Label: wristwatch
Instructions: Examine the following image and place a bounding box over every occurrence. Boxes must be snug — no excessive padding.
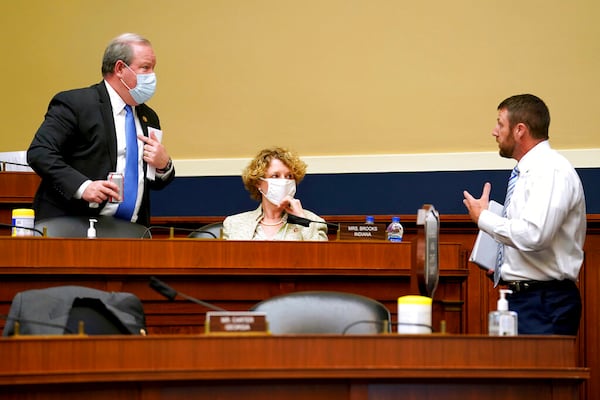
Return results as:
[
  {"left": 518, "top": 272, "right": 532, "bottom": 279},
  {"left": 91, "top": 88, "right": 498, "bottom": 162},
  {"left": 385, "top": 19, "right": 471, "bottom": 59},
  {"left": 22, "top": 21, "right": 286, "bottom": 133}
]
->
[{"left": 156, "top": 158, "right": 172, "bottom": 173}]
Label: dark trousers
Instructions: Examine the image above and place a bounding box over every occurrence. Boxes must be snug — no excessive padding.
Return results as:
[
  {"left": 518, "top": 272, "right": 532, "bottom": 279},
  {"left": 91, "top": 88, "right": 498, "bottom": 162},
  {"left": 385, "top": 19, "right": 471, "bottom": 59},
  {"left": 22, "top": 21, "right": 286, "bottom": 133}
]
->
[{"left": 507, "top": 280, "right": 581, "bottom": 335}]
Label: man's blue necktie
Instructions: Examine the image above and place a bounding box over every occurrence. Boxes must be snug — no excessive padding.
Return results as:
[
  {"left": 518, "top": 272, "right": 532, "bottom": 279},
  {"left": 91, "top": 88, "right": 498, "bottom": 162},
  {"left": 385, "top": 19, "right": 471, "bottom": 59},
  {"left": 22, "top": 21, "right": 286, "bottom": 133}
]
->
[
  {"left": 494, "top": 166, "right": 519, "bottom": 286},
  {"left": 115, "top": 105, "right": 138, "bottom": 221}
]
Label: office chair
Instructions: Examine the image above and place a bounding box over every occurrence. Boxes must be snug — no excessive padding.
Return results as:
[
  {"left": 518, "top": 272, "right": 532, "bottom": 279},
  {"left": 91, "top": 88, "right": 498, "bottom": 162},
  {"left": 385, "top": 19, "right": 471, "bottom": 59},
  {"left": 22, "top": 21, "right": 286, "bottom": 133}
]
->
[
  {"left": 35, "top": 215, "right": 149, "bottom": 238},
  {"left": 250, "top": 291, "right": 391, "bottom": 334},
  {"left": 188, "top": 222, "right": 223, "bottom": 239},
  {"left": 2, "top": 285, "right": 146, "bottom": 336}
]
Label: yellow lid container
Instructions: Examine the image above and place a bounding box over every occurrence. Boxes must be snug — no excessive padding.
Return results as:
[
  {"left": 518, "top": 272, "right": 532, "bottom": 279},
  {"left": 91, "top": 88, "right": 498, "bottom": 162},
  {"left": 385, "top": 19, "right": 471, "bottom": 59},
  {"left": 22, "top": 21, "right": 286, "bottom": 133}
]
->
[
  {"left": 11, "top": 208, "right": 35, "bottom": 237},
  {"left": 397, "top": 295, "right": 432, "bottom": 334},
  {"left": 398, "top": 295, "right": 433, "bottom": 306}
]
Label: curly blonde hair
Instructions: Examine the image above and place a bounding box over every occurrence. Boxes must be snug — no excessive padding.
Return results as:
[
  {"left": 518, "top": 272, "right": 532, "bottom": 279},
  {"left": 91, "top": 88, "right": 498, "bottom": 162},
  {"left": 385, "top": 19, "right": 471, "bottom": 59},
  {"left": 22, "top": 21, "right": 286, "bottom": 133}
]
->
[{"left": 242, "top": 147, "right": 307, "bottom": 201}]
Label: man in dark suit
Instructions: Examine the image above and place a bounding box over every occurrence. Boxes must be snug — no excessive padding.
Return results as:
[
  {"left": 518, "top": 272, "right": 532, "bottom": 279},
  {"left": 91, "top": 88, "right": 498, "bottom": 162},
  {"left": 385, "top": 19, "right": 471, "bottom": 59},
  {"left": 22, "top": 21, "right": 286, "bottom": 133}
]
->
[{"left": 27, "top": 33, "right": 174, "bottom": 226}]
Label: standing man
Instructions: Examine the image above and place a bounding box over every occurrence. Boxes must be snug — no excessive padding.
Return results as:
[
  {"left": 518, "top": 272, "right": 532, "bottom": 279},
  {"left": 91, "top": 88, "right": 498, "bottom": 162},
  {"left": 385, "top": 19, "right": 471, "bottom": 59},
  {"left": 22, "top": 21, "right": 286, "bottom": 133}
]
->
[
  {"left": 28, "top": 33, "right": 174, "bottom": 226},
  {"left": 463, "top": 94, "right": 586, "bottom": 335}
]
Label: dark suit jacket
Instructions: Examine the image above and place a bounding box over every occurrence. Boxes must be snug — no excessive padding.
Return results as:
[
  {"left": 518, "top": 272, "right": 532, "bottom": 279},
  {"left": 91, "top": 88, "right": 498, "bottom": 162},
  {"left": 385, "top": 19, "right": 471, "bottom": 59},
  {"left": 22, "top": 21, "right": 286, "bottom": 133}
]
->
[
  {"left": 2, "top": 286, "right": 146, "bottom": 336},
  {"left": 27, "top": 81, "right": 174, "bottom": 226}
]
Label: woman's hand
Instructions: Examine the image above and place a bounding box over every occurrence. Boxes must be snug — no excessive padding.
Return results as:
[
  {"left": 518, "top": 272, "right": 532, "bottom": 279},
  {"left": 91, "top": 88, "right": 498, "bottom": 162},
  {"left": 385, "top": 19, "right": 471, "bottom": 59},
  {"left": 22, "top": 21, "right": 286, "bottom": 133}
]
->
[{"left": 281, "top": 196, "right": 305, "bottom": 218}]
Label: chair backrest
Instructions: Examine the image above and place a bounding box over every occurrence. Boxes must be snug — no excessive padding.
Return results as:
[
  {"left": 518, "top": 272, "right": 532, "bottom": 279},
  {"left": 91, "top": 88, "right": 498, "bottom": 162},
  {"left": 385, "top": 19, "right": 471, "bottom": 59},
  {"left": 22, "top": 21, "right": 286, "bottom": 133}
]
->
[
  {"left": 35, "top": 215, "right": 149, "bottom": 238},
  {"left": 188, "top": 222, "right": 223, "bottom": 239},
  {"left": 250, "top": 291, "right": 391, "bottom": 334},
  {"left": 2, "top": 285, "right": 146, "bottom": 336}
]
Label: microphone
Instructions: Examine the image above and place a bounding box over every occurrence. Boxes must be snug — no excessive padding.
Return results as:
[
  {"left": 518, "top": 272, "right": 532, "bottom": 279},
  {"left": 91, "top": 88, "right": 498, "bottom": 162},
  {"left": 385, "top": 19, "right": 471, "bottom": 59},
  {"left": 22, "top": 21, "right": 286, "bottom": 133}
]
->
[
  {"left": 1, "top": 314, "right": 74, "bottom": 335},
  {"left": 0, "top": 160, "right": 29, "bottom": 167},
  {"left": 287, "top": 214, "right": 339, "bottom": 230},
  {"left": 0, "top": 223, "right": 45, "bottom": 237},
  {"left": 0, "top": 160, "right": 30, "bottom": 168},
  {"left": 149, "top": 276, "right": 227, "bottom": 312}
]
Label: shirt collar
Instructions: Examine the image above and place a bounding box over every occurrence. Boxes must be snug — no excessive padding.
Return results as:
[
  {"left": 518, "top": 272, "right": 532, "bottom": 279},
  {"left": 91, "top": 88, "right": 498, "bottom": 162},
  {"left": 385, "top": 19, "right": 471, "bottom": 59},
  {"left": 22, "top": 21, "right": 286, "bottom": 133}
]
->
[
  {"left": 104, "top": 80, "right": 129, "bottom": 115},
  {"left": 516, "top": 140, "right": 549, "bottom": 173}
]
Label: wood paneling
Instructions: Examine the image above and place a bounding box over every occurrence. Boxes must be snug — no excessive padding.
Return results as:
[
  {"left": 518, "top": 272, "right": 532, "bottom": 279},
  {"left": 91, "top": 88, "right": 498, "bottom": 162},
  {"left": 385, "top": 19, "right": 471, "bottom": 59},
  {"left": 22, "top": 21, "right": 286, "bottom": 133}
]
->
[
  {"left": 0, "top": 172, "right": 39, "bottom": 227},
  {"left": 1, "top": 173, "right": 597, "bottom": 400},
  {"left": 0, "top": 335, "right": 588, "bottom": 400},
  {"left": 0, "top": 238, "right": 466, "bottom": 335}
]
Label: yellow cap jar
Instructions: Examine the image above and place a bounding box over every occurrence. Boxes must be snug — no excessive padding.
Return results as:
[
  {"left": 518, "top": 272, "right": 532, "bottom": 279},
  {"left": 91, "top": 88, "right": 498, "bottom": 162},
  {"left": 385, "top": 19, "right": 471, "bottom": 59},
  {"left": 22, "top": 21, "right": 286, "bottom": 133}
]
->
[
  {"left": 397, "top": 295, "right": 432, "bottom": 334},
  {"left": 11, "top": 208, "right": 35, "bottom": 237}
]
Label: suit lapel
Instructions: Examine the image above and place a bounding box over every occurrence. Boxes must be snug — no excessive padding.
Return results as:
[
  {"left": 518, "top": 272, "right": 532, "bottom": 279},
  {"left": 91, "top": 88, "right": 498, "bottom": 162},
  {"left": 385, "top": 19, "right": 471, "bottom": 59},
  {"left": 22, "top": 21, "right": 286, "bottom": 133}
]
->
[{"left": 95, "top": 82, "right": 118, "bottom": 168}]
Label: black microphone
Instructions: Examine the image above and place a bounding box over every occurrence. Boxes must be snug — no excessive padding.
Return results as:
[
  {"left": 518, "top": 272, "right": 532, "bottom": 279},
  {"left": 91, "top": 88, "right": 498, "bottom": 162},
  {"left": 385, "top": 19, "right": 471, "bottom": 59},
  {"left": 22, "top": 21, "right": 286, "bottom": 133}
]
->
[
  {"left": 1, "top": 314, "right": 74, "bottom": 335},
  {"left": 149, "top": 276, "right": 227, "bottom": 312},
  {"left": 0, "top": 160, "right": 29, "bottom": 167},
  {"left": 287, "top": 214, "right": 339, "bottom": 230},
  {"left": 0, "top": 160, "right": 30, "bottom": 168},
  {"left": 0, "top": 160, "right": 32, "bottom": 172},
  {"left": 0, "top": 223, "right": 45, "bottom": 237}
]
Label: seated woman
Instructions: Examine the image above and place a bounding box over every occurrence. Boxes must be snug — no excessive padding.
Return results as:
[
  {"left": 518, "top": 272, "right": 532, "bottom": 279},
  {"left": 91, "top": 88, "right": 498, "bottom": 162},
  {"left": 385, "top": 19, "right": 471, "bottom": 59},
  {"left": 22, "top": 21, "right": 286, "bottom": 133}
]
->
[{"left": 223, "top": 147, "right": 328, "bottom": 241}]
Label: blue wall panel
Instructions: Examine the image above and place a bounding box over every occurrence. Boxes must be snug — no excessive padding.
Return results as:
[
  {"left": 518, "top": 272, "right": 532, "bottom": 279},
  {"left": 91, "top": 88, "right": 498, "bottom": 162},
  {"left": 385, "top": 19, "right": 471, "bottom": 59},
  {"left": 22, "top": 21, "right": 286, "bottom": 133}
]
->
[{"left": 151, "top": 168, "right": 599, "bottom": 217}]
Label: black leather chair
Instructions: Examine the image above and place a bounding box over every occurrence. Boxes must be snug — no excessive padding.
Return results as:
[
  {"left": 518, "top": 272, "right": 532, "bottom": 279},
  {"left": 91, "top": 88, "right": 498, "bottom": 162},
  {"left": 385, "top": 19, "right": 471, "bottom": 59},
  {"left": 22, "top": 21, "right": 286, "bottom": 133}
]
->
[
  {"left": 188, "top": 222, "right": 223, "bottom": 239},
  {"left": 250, "top": 291, "right": 391, "bottom": 334},
  {"left": 2, "top": 285, "right": 146, "bottom": 336},
  {"left": 35, "top": 215, "right": 149, "bottom": 238}
]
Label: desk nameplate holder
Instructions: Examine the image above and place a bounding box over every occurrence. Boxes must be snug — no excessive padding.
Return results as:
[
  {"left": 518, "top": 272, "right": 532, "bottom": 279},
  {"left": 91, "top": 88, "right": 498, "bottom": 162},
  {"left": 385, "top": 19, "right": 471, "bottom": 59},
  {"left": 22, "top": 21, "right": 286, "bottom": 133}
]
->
[
  {"left": 205, "top": 311, "right": 268, "bottom": 335},
  {"left": 338, "top": 223, "right": 386, "bottom": 241}
]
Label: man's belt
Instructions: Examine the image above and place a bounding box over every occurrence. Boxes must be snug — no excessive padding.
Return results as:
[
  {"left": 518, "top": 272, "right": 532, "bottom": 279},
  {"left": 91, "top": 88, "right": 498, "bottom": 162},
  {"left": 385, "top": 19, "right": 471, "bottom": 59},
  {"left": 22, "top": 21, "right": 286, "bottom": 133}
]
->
[{"left": 504, "top": 279, "right": 575, "bottom": 293}]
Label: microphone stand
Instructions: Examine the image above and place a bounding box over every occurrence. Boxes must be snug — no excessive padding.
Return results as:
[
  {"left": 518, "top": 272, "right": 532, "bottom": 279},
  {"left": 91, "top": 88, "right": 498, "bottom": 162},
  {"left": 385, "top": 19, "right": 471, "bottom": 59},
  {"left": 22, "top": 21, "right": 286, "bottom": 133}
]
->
[
  {"left": 149, "top": 277, "right": 227, "bottom": 312},
  {"left": 286, "top": 214, "right": 339, "bottom": 230}
]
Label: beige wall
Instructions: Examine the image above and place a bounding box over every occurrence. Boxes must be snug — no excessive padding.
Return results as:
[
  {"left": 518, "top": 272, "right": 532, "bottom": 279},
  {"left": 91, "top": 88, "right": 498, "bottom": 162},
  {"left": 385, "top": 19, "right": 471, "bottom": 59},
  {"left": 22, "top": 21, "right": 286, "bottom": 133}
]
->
[{"left": 2, "top": 1, "right": 599, "bottom": 160}]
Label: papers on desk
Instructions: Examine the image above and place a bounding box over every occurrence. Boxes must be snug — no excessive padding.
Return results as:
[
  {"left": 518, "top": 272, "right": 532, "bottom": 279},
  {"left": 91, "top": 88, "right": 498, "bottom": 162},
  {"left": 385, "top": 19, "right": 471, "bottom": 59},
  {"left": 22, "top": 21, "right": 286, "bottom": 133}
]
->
[
  {"left": 0, "top": 151, "right": 33, "bottom": 171},
  {"left": 469, "top": 200, "right": 503, "bottom": 271}
]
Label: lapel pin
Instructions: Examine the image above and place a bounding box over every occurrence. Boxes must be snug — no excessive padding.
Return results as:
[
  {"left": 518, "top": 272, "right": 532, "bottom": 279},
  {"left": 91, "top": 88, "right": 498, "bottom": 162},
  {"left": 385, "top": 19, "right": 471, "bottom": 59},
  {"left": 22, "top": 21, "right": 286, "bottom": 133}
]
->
[{"left": 142, "top": 115, "right": 148, "bottom": 123}]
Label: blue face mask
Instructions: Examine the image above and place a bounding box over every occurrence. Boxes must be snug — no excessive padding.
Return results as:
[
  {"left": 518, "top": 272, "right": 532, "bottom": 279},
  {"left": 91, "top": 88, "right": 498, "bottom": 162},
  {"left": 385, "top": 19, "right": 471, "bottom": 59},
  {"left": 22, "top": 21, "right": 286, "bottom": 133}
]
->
[{"left": 121, "top": 63, "right": 157, "bottom": 104}]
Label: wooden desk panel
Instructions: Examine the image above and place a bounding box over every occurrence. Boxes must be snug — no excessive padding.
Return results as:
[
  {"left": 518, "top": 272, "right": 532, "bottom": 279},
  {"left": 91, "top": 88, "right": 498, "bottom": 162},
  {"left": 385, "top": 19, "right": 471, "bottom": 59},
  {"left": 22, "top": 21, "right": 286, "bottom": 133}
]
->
[
  {"left": 0, "top": 172, "right": 39, "bottom": 227},
  {"left": 0, "top": 237, "right": 415, "bottom": 271},
  {"left": 0, "top": 238, "right": 466, "bottom": 334},
  {"left": 0, "top": 335, "right": 588, "bottom": 400}
]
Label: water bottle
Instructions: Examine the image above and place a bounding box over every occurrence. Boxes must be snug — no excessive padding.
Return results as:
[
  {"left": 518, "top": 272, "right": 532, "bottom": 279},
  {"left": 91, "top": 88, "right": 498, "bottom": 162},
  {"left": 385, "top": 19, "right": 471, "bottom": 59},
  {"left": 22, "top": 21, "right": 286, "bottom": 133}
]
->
[
  {"left": 386, "top": 216, "right": 403, "bottom": 242},
  {"left": 365, "top": 215, "right": 375, "bottom": 224}
]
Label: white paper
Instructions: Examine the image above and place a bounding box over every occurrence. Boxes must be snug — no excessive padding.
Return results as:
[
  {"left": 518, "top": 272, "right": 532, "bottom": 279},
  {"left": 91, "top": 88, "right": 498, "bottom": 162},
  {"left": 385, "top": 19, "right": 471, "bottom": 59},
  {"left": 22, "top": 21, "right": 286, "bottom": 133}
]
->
[
  {"left": 469, "top": 200, "right": 504, "bottom": 270},
  {"left": 0, "top": 151, "right": 33, "bottom": 171},
  {"left": 146, "top": 127, "right": 163, "bottom": 181}
]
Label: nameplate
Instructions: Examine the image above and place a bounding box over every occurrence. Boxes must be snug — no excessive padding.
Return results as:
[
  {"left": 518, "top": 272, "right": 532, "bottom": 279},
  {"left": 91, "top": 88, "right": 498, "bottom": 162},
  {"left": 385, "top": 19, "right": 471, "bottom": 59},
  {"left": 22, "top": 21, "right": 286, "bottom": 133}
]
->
[
  {"left": 205, "top": 311, "right": 268, "bottom": 334},
  {"left": 338, "top": 223, "right": 387, "bottom": 241}
]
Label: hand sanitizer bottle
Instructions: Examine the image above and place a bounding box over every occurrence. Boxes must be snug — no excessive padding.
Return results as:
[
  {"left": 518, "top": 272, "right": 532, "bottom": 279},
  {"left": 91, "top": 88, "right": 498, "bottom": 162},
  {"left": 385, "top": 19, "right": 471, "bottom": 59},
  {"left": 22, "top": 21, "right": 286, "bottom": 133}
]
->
[
  {"left": 87, "top": 218, "right": 98, "bottom": 239},
  {"left": 488, "top": 289, "right": 518, "bottom": 336}
]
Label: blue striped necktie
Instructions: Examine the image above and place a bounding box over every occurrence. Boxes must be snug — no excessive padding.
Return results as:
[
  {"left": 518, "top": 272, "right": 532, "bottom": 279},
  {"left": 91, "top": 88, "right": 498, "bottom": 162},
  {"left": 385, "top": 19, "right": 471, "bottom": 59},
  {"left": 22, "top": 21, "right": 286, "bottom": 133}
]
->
[
  {"left": 494, "top": 166, "right": 519, "bottom": 286},
  {"left": 115, "top": 105, "right": 138, "bottom": 221}
]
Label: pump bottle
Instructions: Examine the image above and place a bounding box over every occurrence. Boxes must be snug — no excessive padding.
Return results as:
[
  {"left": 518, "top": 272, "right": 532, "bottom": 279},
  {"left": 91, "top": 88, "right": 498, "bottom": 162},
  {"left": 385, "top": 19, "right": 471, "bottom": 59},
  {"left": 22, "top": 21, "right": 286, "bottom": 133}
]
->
[
  {"left": 488, "top": 289, "right": 518, "bottom": 336},
  {"left": 87, "top": 218, "right": 98, "bottom": 239}
]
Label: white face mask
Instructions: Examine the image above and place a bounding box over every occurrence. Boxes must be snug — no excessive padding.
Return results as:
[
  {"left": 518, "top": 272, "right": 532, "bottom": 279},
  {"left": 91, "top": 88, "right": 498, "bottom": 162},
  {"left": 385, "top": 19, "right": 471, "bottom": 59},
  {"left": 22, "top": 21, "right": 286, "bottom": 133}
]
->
[
  {"left": 121, "top": 63, "right": 157, "bottom": 104},
  {"left": 260, "top": 178, "right": 296, "bottom": 206}
]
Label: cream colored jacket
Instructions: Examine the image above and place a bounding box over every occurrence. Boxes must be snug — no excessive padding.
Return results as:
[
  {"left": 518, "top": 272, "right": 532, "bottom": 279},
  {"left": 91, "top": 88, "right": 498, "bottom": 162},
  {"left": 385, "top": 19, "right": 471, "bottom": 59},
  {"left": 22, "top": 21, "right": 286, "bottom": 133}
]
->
[{"left": 223, "top": 205, "right": 328, "bottom": 241}]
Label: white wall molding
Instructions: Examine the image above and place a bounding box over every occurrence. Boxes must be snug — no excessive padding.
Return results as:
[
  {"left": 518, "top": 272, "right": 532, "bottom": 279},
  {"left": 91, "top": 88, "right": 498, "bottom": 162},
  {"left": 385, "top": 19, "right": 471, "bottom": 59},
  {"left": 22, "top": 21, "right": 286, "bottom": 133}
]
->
[{"left": 173, "top": 148, "right": 600, "bottom": 177}]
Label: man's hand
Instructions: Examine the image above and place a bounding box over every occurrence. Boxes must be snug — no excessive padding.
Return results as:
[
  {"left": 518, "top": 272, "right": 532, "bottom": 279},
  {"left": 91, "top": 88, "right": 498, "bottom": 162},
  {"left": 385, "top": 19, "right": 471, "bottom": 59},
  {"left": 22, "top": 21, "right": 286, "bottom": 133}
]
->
[
  {"left": 463, "top": 182, "right": 491, "bottom": 224},
  {"left": 139, "top": 132, "right": 170, "bottom": 169},
  {"left": 82, "top": 180, "right": 120, "bottom": 204}
]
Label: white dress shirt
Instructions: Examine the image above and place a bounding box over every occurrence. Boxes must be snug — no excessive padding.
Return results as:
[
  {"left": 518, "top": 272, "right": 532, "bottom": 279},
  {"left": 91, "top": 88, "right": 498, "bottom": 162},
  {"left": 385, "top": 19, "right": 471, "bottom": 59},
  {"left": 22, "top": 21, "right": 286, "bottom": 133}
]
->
[
  {"left": 75, "top": 81, "right": 144, "bottom": 222},
  {"left": 478, "top": 140, "right": 586, "bottom": 282}
]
